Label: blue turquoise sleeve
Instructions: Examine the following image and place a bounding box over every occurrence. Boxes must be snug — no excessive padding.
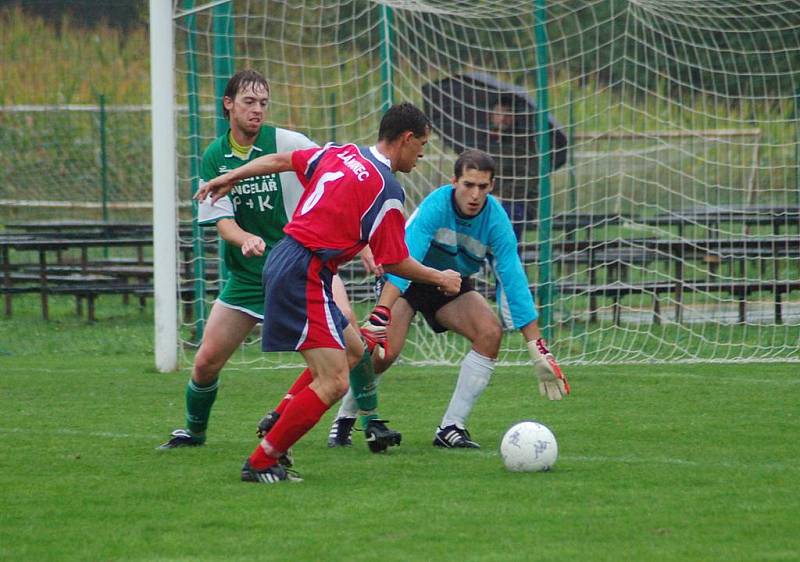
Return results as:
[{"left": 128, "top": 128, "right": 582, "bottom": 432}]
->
[
  {"left": 385, "top": 189, "right": 444, "bottom": 293},
  {"left": 489, "top": 202, "right": 538, "bottom": 328}
]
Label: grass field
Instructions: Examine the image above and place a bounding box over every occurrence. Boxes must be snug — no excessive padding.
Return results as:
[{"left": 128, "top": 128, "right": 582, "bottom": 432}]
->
[{"left": 1, "top": 298, "right": 799, "bottom": 561}]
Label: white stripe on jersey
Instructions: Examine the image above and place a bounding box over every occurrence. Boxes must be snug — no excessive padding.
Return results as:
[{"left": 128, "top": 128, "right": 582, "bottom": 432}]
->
[
  {"left": 367, "top": 199, "right": 404, "bottom": 240},
  {"left": 302, "top": 142, "right": 335, "bottom": 180},
  {"left": 405, "top": 207, "right": 420, "bottom": 228},
  {"left": 432, "top": 228, "right": 489, "bottom": 260}
]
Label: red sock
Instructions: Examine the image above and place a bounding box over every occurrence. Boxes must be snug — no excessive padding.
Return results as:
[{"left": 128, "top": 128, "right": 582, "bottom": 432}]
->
[
  {"left": 249, "top": 386, "right": 329, "bottom": 470},
  {"left": 274, "top": 368, "right": 313, "bottom": 415},
  {"left": 248, "top": 442, "right": 278, "bottom": 471}
]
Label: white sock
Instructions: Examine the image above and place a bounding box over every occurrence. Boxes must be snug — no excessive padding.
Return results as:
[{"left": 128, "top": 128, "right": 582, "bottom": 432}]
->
[
  {"left": 335, "top": 371, "right": 385, "bottom": 419},
  {"left": 440, "top": 349, "right": 496, "bottom": 429},
  {"left": 335, "top": 387, "right": 359, "bottom": 419}
]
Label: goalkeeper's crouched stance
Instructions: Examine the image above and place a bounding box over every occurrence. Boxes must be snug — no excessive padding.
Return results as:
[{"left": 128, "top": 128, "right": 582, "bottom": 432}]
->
[{"left": 328, "top": 149, "right": 570, "bottom": 450}]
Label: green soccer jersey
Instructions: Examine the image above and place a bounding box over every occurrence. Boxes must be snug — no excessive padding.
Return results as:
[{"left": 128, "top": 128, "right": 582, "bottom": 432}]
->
[{"left": 197, "top": 125, "right": 316, "bottom": 286}]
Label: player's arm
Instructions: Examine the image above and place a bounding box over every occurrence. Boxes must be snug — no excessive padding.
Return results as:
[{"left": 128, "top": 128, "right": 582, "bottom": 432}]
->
[
  {"left": 361, "top": 203, "right": 458, "bottom": 358},
  {"left": 358, "top": 245, "right": 384, "bottom": 277},
  {"left": 358, "top": 280, "right": 399, "bottom": 359},
  {"left": 359, "top": 261, "right": 456, "bottom": 359},
  {"left": 488, "top": 204, "right": 569, "bottom": 400},
  {"left": 376, "top": 280, "right": 401, "bottom": 309},
  {"left": 381, "top": 198, "right": 441, "bottom": 293},
  {"left": 194, "top": 152, "right": 294, "bottom": 203},
  {"left": 383, "top": 257, "right": 460, "bottom": 296},
  {"left": 216, "top": 219, "right": 266, "bottom": 257}
]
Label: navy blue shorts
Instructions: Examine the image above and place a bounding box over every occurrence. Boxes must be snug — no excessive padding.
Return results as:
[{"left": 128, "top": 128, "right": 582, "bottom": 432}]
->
[{"left": 261, "top": 236, "right": 349, "bottom": 352}]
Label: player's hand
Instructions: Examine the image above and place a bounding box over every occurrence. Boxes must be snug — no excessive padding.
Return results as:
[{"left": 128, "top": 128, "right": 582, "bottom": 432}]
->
[
  {"left": 360, "top": 305, "right": 391, "bottom": 360},
  {"left": 358, "top": 245, "right": 384, "bottom": 277},
  {"left": 528, "top": 338, "right": 570, "bottom": 401},
  {"left": 438, "top": 269, "right": 461, "bottom": 296},
  {"left": 241, "top": 236, "right": 266, "bottom": 257},
  {"left": 194, "top": 174, "right": 236, "bottom": 205}
]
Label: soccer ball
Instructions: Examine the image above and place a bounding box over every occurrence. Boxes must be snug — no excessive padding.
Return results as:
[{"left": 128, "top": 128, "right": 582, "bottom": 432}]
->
[{"left": 500, "top": 421, "right": 558, "bottom": 472}]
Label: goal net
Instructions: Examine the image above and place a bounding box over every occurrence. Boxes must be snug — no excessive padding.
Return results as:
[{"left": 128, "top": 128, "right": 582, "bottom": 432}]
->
[{"left": 172, "top": 0, "right": 800, "bottom": 367}]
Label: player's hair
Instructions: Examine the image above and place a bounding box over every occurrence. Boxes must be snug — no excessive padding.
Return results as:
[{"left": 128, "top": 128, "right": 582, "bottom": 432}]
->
[
  {"left": 222, "top": 69, "right": 270, "bottom": 120},
  {"left": 454, "top": 149, "right": 496, "bottom": 181},
  {"left": 378, "top": 102, "right": 431, "bottom": 141}
]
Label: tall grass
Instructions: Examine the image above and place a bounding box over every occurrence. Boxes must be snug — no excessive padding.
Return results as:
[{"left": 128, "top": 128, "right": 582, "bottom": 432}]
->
[
  {"left": 0, "top": 7, "right": 149, "bottom": 105},
  {"left": 1, "top": 4, "right": 797, "bottom": 216}
]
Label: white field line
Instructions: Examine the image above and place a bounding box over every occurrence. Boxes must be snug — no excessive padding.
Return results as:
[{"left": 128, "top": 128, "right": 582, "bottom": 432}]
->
[
  {"left": 575, "top": 370, "right": 800, "bottom": 385},
  {"left": 0, "top": 426, "right": 255, "bottom": 444},
  {"left": 2, "top": 364, "right": 799, "bottom": 387},
  {"left": 481, "top": 449, "right": 794, "bottom": 471},
  {"left": 0, "top": 427, "right": 794, "bottom": 472}
]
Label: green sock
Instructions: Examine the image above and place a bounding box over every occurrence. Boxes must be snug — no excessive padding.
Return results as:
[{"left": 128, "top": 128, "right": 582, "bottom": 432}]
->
[
  {"left": 349, "top": 352, "right": 379, "bottom": 430},
  {"left": 185, "top": 378, "right": 218, "bottom": 441},
  {"left": 358, "top": 412, "right": 379, "bottom": 431}
]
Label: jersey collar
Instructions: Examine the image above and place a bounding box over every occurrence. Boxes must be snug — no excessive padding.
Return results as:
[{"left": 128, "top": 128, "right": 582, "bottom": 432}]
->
[
  {"left": 369, "top": 145, "right": 391, "bottom": 169},
  {"left": 222, "top": 128, "right": 264, "bottom": 159}
]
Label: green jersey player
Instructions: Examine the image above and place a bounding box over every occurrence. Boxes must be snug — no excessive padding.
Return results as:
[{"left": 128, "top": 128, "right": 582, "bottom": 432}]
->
[{"left": 159, "top": 69, "right": 359, "bottom": 449}]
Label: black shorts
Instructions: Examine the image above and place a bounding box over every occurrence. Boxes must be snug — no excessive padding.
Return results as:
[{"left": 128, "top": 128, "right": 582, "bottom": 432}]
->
[{"left": 401, "top": 277, "right": 474, "bottom": 333}]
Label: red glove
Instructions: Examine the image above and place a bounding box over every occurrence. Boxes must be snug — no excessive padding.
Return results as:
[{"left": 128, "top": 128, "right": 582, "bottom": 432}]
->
[{"left": 360, "top": 305, "right": 391, "bottom": 359}]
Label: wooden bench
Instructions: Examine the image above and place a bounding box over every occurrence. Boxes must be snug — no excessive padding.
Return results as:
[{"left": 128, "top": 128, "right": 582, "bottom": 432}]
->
[
  {"left": 1, "top": 236, "right": 153, "bottom": 319},
  {"left": 557, "top": 279, "right": 800, "bottom": 325}
]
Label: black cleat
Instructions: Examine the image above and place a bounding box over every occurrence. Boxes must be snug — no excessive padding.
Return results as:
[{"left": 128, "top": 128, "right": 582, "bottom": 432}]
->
[
  {"left": 327, "top": 416, "right": 356, "bottom": 447},
  {"left": 158, "top": 429, "right": 204, "bottom": 450},
  {"left": 433, "top": 425, "right": 481, "bottom": 449},
  {"left": 240, "top": 459, "right": 302, "bottom": 484},
  {"left": 364, "top": 419, "right": 402, "bottom": 453},
  {"left": 255, "top": 410, "right": 293, "bottom": 468},
  {"left": 256, "top": 410, "right": 279, "bottom": 439}
]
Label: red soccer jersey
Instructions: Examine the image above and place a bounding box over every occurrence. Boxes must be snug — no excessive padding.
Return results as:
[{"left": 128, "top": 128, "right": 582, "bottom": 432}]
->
[{"left": 286, "top": 143, "right": 410, "bottom": 271}]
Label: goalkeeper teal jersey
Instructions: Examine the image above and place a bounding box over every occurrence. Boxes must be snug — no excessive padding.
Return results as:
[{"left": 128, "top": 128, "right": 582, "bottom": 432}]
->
[
  {"left": 385, "top": 184, "right": 537, "bottom": 330},
  {"left": 197, "top": 125, "right": 316, "bottom": 286}
]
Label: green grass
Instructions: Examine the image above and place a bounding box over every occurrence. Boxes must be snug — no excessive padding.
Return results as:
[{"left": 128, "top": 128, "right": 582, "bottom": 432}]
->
[{"left": 1, "top": 304, "right": 799, "bottom": 561}]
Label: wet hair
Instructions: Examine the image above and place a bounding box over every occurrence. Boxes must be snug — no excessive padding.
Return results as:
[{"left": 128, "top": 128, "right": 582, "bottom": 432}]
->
[
  {"left": 454, "top": 149, "right": 496, "bottom": 181},
  {"left": 222, "top": 69, "right": 270, "bottom": 120},
  {"left": 378, "top": 102, "right": 431, "bottom": 142}
]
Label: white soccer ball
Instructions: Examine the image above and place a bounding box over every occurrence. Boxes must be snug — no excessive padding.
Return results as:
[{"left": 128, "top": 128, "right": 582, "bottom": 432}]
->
[{"left": 500, "top": 421, "right": 558, "bottom": 472}]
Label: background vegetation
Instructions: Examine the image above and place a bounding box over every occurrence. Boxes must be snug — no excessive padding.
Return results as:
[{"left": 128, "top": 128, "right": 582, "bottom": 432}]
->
[{"left": 2, "top": 3, "right": 798, "bottom": 223}]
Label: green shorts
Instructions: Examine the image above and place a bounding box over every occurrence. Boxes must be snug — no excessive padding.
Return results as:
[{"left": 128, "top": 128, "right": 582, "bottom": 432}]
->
[{"left": 217, "top": 275, "right": 264, "bottom": 320}]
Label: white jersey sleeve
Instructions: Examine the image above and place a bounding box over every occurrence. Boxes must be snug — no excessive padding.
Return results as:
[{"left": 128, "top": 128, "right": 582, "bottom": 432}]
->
[
  {"left": 276, "top": 128, "right": 318, "bottom": 218},
  {"left": 197, "top": 184, "right": 234, "bottom": 225}
]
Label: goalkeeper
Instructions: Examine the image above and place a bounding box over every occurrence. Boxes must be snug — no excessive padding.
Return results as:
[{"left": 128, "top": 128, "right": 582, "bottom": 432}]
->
[{"left": 329, "top": 149, "right": 569, "bottom": 450}]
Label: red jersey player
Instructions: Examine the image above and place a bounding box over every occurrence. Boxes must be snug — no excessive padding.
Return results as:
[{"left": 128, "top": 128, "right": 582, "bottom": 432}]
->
[{"left": 195, "top": 102, "right": 462, "bottom": 483}]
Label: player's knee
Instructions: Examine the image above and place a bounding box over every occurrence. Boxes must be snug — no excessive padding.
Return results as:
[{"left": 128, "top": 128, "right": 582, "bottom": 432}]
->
[
  {"left": 310, "top": 368, "right": 350, "bottom": 404},
  {"left": 328, "top": 371, "right": 350, "bottom": 400},
  {"left": 193, "top": 348, "right": 225, "bottom": 380},
  {"left": 473, "top": 322, "right": 502, "bottom": 357}
]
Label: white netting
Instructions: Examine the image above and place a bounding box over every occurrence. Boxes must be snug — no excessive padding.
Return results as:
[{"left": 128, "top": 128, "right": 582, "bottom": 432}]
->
[{"left": 173, "top": 0, "right": 800, "bottom": 367}]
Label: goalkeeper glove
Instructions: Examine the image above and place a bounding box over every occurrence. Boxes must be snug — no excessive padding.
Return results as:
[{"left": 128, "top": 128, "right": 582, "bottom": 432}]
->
[
  {"left": 528, "top": 338, "right": 570, "bottom": 401},
  {"left": 360, "top": 305, "right": 391, "bottom": 360}
]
